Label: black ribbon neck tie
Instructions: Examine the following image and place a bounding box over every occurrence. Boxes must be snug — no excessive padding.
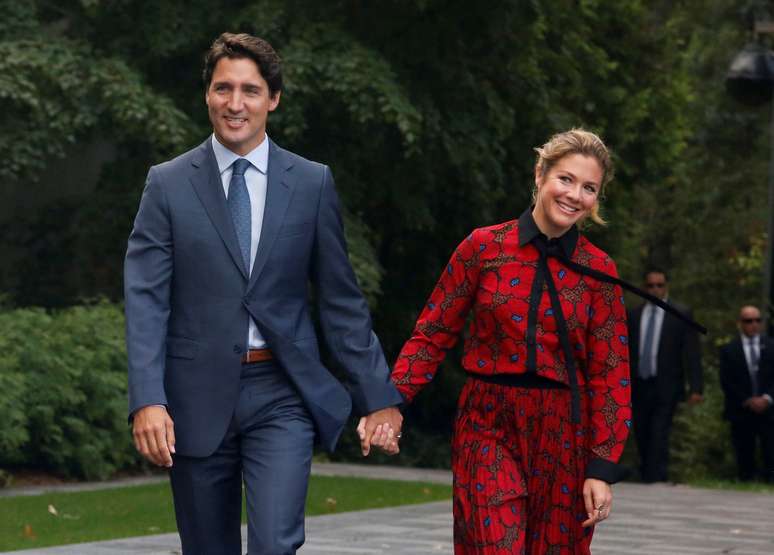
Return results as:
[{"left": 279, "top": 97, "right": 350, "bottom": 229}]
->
[{"left": 529, "top": 234, "right": 707, "bottom": 424}]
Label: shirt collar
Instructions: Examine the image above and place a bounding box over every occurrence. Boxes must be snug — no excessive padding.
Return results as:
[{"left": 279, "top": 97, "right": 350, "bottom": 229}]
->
[
  {"left": 211, "top": 134, "right": 269, "bottom": 175},
  {"left": 517, "top": 207, "right": 578, "bottom": 258},
  {"left": 742, "top": 333, "right": 760, "bottom": 344},
  {"left": 647, "top": 296, "right": 668, "bottom": 310}
]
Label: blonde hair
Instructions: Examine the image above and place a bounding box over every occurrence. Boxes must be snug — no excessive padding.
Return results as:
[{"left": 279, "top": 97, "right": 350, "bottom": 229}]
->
[{"left": 532, "top": 128, "right": 614, "bottom": 226}]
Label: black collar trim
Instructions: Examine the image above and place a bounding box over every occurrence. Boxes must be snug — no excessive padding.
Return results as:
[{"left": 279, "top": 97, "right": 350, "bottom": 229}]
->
[{"left": 517, "top": 207, "right": 579, "bottom": 259}]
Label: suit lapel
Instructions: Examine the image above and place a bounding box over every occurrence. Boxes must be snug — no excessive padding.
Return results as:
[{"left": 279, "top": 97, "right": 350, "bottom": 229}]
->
[
  {"left": 189, "top": 139, "right": 249, "bottom": 280},
  {"left": 247, "top": 140, "right": 294, "bottom": 292},
  {"left": 629, "top": 306, "right": 643, "bottom": 355},
  {"left": 657, "top": 301, "right": 679, "bottom": 360},
  {"left": 761, "top": 337, "right": 771, "bottom": 365},
  {"left": 659, "top": 301, "right": 675, "bottom": 340},
  {"left": 732, "top": 337, "right": 749, "bottom": 372}
]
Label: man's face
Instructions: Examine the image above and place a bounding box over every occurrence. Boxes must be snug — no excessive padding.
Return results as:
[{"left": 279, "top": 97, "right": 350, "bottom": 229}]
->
[
  {"left": 644, "top": 272, "right": 668, "bottom": 301},
  {"left": 206, "top": 56, "right": 280, "bottom": 155},
  {"left": 739, "top": 306, "right": 762, "bottom": 338}
]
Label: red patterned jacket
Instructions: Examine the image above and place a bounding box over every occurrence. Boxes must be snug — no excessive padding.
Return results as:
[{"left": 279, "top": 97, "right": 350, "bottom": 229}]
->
[{"left": 391, "top": 209, "right": 631, "bottom": 477}]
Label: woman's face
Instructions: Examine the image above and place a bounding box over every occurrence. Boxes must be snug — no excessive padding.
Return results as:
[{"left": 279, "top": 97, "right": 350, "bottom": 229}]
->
[{"left": 532, "top": 153, "right": 602, "bottom": 238}]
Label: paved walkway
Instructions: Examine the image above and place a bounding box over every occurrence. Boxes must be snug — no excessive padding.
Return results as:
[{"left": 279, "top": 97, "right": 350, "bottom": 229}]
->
[{"left": 4, "top": 463, "right": 774, "bottom": 554}]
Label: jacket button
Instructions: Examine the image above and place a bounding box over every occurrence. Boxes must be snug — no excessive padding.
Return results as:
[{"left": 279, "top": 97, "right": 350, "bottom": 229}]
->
[{"left": 233, "top": 345, "right": 243, "bottom": 354}]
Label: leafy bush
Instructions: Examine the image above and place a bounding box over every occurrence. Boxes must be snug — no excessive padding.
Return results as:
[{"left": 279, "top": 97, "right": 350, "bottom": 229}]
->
[
  {"left": 0, "top": 301, "right": 141, "bottom": 480},
  {"left": 669, "top": 362, "right": 737, "bottom": 482}
]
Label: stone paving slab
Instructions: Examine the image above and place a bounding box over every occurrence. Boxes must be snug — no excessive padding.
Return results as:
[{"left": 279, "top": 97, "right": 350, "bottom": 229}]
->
[
  {"left": 4, "top": 465, "right": 774, "bottom": 554},
  {"left": 306, "top": 483, "right": 774, "bottom": 555}
]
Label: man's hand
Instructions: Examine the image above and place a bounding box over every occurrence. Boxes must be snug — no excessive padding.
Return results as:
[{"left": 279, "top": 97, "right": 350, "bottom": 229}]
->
[
  {"left": 687, "top": 392, "right": 704, "bottom": 405},
  {"left": 581, "top": 478, "right": 612, "bottom": 528},
  {"left": 743, "top": 396, "right": 771, "bottom": 414},
  {"left": 132, "top": 405, "right": 175, "bottom": 467},
  {"left": 356, "top": 406, "right": 402, "bottom": 456}
]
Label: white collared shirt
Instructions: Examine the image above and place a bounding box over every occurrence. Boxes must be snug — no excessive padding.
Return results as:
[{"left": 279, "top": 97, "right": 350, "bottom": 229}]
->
[
  {"left": 741, "top": 333, "right": 760, "bottom": 373},
  {"left": 211, "top": 134, "right": 269, "bottom": 349},
  {"left": 639, "top": 301, "right": 666, "bottom": 374}
]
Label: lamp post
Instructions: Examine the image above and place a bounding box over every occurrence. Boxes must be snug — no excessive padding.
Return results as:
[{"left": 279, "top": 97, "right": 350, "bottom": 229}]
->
[{"left": 726, "top": 21, "right": 774, "bottom": 334}]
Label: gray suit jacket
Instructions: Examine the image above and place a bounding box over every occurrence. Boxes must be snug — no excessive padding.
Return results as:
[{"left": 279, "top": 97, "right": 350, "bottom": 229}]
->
[{"left": 124, "top": 138, "right": 402, "bottom": 456}]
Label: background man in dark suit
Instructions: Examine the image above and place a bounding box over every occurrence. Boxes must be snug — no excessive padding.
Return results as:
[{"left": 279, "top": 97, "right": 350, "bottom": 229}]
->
[
  {"left": 627, "top": 268, "right": 703, "bottom": 483},
  {"left": 719, "top": 305, "right": 774, "bottom": 482},
  {"left": 124, "top": 33, "right": 403, "bottom": 555}
]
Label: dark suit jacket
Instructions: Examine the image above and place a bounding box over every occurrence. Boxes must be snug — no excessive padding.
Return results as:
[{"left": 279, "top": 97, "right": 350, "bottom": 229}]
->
[
  {"left": 719, "top": 335, "right": 774, "bottom": 421},
  {"left": 124, "top": 138, "right": 403, "bottom": 457},
  {"left": 627, "top": 299, "right": 703, "bottom": 401}
]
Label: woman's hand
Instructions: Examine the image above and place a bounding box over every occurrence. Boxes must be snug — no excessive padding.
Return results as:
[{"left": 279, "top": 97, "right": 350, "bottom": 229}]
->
[{"left": 581, "top": 478, "right": 612, "bottom": 528}]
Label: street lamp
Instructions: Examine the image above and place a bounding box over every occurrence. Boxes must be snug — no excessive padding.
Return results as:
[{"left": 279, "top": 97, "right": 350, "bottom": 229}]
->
[{"left": 726, "top": 21, "right": 774, "bottom": 334}]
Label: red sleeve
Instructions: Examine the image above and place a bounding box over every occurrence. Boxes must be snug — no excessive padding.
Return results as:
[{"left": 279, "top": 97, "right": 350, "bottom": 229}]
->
[
  {"left": 585, "top": 259, "right": 631, "bottom": 467},
  {"left": 391, "top": 230, "right": 482, "bottom": 402}
]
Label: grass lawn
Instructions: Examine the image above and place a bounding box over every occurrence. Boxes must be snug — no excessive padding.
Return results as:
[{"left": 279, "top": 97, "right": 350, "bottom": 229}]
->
[{"left": 0, "top": 475, "right": 451, "bottom": 551}]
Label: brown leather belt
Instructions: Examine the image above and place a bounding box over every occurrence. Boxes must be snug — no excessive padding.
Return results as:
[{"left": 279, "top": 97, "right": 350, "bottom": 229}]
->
[{"left": 241, "top": 348, "right": 273, "bottom": 364}]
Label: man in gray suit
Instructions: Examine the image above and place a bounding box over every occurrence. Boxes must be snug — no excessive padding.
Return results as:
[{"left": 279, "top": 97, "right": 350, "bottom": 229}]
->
[{"left": 125, "top": 32, "right": 402, "bottom": 555}]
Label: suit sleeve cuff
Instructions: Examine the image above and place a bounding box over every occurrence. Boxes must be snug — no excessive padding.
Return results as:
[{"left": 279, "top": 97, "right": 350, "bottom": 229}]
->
[
  {"left": 586, "top": 458, "right": 630, "bottom": 484},
  {"left": 128, "top": 404, "right": 167, "bottom": 424}
]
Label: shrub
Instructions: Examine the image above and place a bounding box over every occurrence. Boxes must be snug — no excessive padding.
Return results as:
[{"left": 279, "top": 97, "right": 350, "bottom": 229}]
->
[
  {"left": 0, "top": 301, "right": 141, "bottom": 480},
  {"left": 669, "top": 362, "right": 737, "bottom": 482}
]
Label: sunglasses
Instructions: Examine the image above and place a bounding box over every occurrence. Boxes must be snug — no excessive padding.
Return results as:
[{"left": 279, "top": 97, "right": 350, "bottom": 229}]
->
[
  {"left": 645, "top": 282, "right": 666, "bottom": 289},
  {"left": 741, "top": 318, "right": 762, "bottom": 324}
]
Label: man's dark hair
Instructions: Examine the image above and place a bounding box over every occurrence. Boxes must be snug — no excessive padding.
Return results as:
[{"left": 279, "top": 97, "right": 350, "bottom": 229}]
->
[
  {"left": 643, "top": 267, "right": 669, "bottom": 282},
  {"left": 203, "top": 33, "right": 282, "bottom": 98}
]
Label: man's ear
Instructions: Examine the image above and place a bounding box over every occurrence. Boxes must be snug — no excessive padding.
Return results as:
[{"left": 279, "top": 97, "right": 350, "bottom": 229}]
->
[{"left": 268, "top": 90, "right": 282, "bottom": 112}]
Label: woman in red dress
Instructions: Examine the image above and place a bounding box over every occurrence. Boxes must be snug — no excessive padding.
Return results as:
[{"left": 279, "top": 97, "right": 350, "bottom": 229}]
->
[{"left": 365, "top": 128, "right": 631, "bottom": 554}]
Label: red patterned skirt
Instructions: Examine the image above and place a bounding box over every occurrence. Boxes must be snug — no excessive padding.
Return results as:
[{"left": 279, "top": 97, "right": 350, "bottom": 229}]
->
[{"left": 451, "top": 377, "right": 594, "bottom": 554}]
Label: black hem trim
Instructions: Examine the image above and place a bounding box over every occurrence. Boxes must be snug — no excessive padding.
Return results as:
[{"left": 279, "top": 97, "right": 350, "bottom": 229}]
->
[{"left": 586, "top": 458, "right": 629, "bottom": 484}]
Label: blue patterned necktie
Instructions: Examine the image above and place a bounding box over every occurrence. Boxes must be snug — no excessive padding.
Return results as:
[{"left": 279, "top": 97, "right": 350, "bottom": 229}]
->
[
  {"left": 639, "top": 305, "right": 657, "bottom": 379},
  {"left": 228, "top": 158, "right": 252, "bottom": 273}
]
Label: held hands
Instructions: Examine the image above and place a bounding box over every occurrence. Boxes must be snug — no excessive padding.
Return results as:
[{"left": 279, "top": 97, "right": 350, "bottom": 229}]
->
[
  {"left": 581, "top": 478, "right": 612, "bottom": 528},
  {"left": 132, "top": 405, "right": 176, "bottom": 467},
  {"left": 357, "top": 406, "right": 403, "bottom": 456}
]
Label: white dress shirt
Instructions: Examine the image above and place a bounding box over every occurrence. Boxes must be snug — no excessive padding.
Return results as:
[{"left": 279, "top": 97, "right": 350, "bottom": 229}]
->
[
  {"left": 740, "top": 333, "right": 773, "bottom": 404},
  {"left": 742, "top": 333, "right": 760, "bottom": 374},
  {"left": 741, "top": 333, "right": 761, "bottom": 397},
  {"left": 212, "top": 134, "right": 269, "bottom": 349},
  {"left": 639, "top": 301, "right": 666, "bottom": 375}
]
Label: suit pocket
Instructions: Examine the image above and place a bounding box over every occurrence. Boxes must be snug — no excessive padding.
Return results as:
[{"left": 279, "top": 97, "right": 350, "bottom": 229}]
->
[
  {"left": 166, "top": 337, "right": 200, "bottom": 360},
  {"left": 278, "top": 222, "right": 312, "bottom": 238}
]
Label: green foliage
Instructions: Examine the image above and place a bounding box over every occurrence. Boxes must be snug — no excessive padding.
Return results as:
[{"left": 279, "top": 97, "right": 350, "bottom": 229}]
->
[
  {"left": 0, "top": 302, "right": 140, "bottom": 480},
  {"left": 342, "top": 210, "right": 384, "bottom": 308},
  {"left": 0, "top": 362, "right": 27, "bottom": 462},
  {"left": 670, "top": 364, "right": 737, "bottom": 482},
  {"left": 0, "top": 37, "right": 195, "bottom": 184},
  {"left": 0, "top": 0, "right": 37, "bottom": 37}
]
